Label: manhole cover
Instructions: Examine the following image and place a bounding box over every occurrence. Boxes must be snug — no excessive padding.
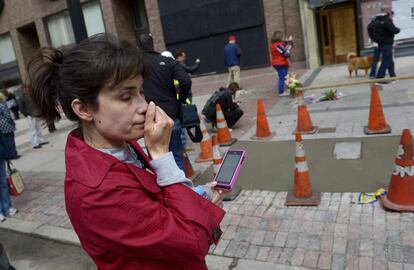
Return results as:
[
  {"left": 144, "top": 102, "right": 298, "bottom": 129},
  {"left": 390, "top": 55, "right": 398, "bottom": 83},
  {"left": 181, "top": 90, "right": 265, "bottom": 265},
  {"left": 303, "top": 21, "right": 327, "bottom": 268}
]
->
[{"left": 334, "top": 142, "right": 362, "bottom": 159}]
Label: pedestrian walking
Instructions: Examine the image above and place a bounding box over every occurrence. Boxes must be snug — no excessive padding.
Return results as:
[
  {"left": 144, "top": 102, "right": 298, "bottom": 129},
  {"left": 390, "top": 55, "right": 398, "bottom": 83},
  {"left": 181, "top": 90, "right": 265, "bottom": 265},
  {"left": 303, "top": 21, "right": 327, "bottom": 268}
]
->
[
  {"left": 0, "top": 93, "right": 18, "bottom": 223},
  {"left": 26, "top": 33, "right": 225, "bottom": 270},
  {"left": 18, "top": 92, "right": 48, "bottom": 149},
  {"left": 270, "top": 31, "right": 291, "bottom": 96},
  {"left": 139, "top": 34, "right": 191, "bottom": 171},
  {"left": 174, "top": 50, "right": 201, "bottom": 75},
  {"left": 370, "top": 5, "right": 400, "bottom": 82},
  {"left": 5, "top": 90, "right": 19, "bottom": 120},
  {"left": 224, "top": 35, "right": 242, "bottom": 87}
]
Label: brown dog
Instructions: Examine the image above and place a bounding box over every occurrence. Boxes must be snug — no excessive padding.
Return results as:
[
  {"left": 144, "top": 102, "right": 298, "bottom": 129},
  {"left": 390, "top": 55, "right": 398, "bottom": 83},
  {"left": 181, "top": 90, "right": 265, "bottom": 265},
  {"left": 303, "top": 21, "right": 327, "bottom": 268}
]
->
[{"left": 347, "top": 52, "right": 373, "bottom": 78}]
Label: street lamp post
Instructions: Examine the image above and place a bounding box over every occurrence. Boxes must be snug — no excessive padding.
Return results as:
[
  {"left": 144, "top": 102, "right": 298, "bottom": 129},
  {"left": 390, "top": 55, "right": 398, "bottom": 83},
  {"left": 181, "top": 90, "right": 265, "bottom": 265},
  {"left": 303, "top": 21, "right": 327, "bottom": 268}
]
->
[{"left": 66, "top": 0, "right": 88, "bottom": 43}]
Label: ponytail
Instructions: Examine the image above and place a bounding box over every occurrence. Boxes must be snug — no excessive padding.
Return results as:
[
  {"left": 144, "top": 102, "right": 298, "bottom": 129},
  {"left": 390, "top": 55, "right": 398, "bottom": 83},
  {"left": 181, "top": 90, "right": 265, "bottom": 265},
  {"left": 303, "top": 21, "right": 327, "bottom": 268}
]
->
[{"left": 26, "top": 47, "right": 63, "bottom": 124}]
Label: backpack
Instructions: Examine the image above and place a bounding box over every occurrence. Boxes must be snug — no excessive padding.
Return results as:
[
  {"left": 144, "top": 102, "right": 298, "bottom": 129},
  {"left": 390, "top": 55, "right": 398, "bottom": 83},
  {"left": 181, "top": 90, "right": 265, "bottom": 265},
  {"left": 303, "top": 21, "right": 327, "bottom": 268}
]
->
[
  {"left": 367, "top": 17, "right": 385, "bottom": 43},
  {"left": 202, "top": 90, "right": 225, "bottom": 121}
]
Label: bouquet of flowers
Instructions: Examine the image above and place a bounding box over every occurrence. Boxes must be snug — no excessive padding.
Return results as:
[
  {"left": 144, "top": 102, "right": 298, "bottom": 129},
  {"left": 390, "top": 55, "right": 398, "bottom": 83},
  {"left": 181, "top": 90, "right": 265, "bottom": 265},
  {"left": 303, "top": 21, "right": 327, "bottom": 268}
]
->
[{"left": 285, "top": 72, "right": 302, "bottom": 97}]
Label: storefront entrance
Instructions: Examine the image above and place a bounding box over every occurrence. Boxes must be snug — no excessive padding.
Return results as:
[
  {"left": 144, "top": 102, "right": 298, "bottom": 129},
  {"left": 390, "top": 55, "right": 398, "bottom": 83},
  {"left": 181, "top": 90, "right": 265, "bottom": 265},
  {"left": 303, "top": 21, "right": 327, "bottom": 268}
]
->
[{"left": 318, "top": 3, "right": 357, "bottom": 64}]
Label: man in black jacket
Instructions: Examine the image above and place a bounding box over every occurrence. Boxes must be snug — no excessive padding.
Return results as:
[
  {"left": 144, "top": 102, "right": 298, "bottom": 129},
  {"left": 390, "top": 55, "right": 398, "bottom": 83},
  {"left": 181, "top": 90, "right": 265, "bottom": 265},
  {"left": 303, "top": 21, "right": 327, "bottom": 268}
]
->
[
  {"left": 375, "top": 5, "right": 400, "bottom": 81},
  {"left": 174, "top": 50, "right": 200, "bottom": 75},
  {"left": 202, "top": 83, "right": 243, "bottom": 128},
  {"left": 139, "top": 34, "right": 191, "bottom": 170}
]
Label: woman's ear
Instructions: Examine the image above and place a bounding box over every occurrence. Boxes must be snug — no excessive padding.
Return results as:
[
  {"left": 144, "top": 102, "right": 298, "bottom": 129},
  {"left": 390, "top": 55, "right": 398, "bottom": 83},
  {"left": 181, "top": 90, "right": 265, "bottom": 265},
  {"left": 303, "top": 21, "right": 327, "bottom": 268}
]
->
[{"left": 71, "top": 99, "right": 94, "bottom": 121}]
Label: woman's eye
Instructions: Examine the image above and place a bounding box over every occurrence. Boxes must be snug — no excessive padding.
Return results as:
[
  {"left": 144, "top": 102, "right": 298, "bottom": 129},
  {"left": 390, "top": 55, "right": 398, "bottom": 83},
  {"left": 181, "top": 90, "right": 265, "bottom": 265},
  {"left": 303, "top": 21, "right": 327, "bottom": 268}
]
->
[{"left": 121, "top": 95, "right": 131, "bottom": 101}]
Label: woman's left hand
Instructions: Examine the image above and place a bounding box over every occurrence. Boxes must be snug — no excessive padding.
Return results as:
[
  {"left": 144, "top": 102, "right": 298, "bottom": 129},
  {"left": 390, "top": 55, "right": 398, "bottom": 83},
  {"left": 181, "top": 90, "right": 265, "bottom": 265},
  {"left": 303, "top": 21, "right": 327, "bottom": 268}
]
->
[{"left": 144, "top": 102, "right": 174, "bottom": 159}]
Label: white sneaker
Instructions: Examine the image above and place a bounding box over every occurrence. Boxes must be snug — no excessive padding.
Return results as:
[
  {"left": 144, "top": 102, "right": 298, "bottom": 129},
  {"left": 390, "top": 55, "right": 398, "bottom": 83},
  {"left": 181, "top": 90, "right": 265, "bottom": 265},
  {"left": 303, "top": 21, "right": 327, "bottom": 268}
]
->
[
  {"left": 7, "top": 208, "right": 17, "bottom": 216},
  {"left": 278, "top": 92, "right": 289, "bottom": 97},
  {"left": 0, "top": 213, "right": 5, "bottom": 222}
]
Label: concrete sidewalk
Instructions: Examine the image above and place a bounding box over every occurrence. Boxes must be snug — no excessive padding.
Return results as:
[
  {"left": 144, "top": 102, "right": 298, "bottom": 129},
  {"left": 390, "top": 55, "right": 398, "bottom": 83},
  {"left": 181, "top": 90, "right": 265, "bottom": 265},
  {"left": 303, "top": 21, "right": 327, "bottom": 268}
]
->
[{"left": 2, "top": 56, "right": 414, "bottom": 269}]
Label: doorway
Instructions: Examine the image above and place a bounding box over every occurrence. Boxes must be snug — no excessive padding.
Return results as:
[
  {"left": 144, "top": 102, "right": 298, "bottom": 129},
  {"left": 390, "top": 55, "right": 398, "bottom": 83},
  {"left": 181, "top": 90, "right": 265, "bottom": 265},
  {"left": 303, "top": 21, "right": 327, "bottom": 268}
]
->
[{"left": 319, "top": 4, "right": 357, "bottom": 64}]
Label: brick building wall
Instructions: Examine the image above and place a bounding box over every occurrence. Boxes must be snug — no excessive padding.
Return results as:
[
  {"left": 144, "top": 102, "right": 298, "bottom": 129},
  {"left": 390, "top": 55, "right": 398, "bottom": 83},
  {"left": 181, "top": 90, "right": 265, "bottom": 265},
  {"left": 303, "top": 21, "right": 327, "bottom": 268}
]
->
[
  {"left": 263, "top": 0, "right": 306, "bottom": 66},
  {"left": 0, "top": 0, "right": 306, "bottom": 84},
  {"left": 144, "top": 0, "right": 165, "bottom": 53}
]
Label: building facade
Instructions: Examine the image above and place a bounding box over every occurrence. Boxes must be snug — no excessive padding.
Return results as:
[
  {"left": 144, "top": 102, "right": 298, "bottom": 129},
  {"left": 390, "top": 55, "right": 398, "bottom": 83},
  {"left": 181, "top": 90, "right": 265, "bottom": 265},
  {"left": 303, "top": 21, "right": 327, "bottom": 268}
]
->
[
  {"left": 301, "top": 0, "right": 414, "bottom": 67},
  {"left": 0, "top": 0, "right": 308, "bottom": 88}
]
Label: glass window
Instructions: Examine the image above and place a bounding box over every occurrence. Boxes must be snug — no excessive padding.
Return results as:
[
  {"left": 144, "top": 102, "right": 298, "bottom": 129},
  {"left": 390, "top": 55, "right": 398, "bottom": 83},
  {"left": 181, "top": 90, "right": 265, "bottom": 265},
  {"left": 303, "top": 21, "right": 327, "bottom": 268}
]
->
[
  {"left": 82, "top": 1, "right": 105, "bottom": 36},
  {"left": 0, "top": 34, "right": 16, "bottom": 64},
  {"left": 132, "top": 0, "right": 148, "bottom": 30},
  {"left": 46, "top": 11, "right": 75, "bottom": 48}
]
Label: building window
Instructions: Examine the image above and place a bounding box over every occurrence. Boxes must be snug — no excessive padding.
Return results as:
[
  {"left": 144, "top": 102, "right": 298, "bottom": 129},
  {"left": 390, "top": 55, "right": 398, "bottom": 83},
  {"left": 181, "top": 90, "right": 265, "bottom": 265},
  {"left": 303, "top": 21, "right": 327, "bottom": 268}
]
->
[
  {"left": 83, "top": 0, "right": 105, "bottom": 36},
  {"left": 46, "top": 10, "right": 75, "bottom": 48},
  {"left": 0, "top": 34, "right": 17, "bottom": 64},
  {"left": 131, "top": 0, "right": 148, "bottom": 30},
  {"left": 46, "top": 1, "right": 105, "bottom": 48}
]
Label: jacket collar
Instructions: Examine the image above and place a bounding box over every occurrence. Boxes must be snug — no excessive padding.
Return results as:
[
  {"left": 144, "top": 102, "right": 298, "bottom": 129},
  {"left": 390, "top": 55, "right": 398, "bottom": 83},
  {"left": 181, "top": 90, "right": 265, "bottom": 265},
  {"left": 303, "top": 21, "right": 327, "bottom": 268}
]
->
[{"left": 65, "top": 129, "right": 155, "bottom": 188}]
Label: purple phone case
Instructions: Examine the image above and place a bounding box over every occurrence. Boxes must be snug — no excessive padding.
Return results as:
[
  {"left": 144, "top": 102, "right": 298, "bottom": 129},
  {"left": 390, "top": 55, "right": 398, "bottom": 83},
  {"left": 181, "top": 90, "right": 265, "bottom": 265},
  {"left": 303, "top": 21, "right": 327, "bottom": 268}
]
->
[{"left": 215, "top": 149, "right": 246, "bottom": 190}]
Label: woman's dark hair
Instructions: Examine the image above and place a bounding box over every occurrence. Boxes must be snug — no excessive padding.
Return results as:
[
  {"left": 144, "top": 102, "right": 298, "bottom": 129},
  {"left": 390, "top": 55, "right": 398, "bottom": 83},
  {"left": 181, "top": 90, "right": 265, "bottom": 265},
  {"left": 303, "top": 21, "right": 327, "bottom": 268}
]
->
[
  {"left": 26, "top": 33, "right": 149, "bottom": 125},
  {"left": 270, "top": 31, "right": 283, "bottom": 43}
]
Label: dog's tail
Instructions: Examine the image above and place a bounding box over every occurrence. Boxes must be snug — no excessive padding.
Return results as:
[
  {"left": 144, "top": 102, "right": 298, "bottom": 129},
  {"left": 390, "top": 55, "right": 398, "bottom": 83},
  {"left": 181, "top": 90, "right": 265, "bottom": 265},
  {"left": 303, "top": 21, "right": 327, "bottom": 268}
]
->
[{"left": 347, "top": 52, "right": 357, "bottom": 61}]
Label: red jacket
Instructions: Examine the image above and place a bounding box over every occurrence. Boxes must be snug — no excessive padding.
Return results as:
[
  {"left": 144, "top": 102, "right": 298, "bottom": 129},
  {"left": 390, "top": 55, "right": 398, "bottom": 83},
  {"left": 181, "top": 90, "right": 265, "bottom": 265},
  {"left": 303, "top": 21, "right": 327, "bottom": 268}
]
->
[
  {"left": 270, "top": 41, "right": 289, "bottom": 67},
  {"left": 64, "top": 130, "right": 225, "bottom": 270}
]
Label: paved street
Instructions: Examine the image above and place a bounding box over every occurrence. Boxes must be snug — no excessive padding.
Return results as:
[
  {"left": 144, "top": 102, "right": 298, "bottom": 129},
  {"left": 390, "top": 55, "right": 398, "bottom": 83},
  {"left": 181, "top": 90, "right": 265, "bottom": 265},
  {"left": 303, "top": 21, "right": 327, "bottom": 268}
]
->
[
  {"left": 1, "top": 56, "right": 414, "bottom": 269},
  {"left": 0, "top": 229, "right": 94, "bottom": 270}
]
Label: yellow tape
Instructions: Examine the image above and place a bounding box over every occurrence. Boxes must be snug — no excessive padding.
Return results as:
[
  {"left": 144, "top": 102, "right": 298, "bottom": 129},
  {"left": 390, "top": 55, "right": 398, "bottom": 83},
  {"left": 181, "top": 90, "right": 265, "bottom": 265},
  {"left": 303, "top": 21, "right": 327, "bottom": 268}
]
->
[{"left": 351, "top": 188, "right": 386, "bottom": 204}]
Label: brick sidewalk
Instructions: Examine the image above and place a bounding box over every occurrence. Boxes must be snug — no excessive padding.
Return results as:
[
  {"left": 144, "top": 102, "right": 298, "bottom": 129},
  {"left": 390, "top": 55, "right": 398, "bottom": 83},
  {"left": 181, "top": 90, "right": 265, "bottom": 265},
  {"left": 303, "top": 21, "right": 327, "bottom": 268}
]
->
[
  {"left": 7, "top": 181, "right": 414, "bottom": 269},
  {"left": 214, "top": 190, "right": 414, "bottom": 269}
]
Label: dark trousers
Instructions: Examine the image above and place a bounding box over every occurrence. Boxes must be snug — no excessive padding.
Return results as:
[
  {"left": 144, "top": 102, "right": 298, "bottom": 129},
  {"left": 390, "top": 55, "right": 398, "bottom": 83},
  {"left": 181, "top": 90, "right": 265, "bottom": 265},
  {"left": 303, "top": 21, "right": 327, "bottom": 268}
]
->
[
  {"left": 369, "top": 46, "right": 380, "bottom": 78},
  {"left": 10, "top": 108, "right": 19, "bottom": 120},
  {"left": 169, "top": 119, "right": 184, "bottom": 171},
  {"left": 376, "top": 44, "right": 396, "bottom": 78},
  {"left": 224, "top": 108, "right": 244, "bottom": 128}
]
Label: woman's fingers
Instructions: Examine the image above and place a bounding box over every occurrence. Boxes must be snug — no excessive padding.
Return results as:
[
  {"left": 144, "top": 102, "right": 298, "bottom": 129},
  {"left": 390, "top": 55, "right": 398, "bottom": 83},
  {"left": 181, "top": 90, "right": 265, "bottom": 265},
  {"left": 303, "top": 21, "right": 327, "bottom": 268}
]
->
[{"left": 144, "top": 102, "right": 156, "bottom": 130}]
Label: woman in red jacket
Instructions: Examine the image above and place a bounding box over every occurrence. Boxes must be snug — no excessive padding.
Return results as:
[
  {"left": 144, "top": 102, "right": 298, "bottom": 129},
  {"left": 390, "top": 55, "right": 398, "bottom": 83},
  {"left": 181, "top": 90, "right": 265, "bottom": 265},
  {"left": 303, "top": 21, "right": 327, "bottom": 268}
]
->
[
  {"left": 26, "top": 34, "right": 225, "bottom": 270},
  {"left": 270, "top": 31, "right": 291, "bottom": 97}
]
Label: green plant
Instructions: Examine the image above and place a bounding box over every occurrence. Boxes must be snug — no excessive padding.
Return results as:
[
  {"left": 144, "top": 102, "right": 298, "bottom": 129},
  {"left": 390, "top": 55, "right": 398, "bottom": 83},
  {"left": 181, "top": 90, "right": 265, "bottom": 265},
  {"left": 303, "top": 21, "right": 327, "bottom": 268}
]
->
[{"left": 320, "top": 89, "right": 337, "bottom": 101}]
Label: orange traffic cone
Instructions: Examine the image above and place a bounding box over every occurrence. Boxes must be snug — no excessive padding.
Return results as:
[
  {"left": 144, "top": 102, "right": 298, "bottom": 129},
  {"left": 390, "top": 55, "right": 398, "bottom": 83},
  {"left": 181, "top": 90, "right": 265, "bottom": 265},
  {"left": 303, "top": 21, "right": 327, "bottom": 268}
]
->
[
  {"left": 216, "top": 104, "right": 237, "bottom": 146},
  {"left": 380, "top": 129, "right": 414, "bottom": 211},
  {"left": 183, "top": 152, "right": 200, "bottom": 180},
  {"left": 286, "top": 133, "right": 320, "bottom": 206},
  {"left": 212, "top": 135, "right": 223, "bottom": 176},
  {"left": 296, "top": 94, "right": 318, "bottom": 134},
  {"left": 196, "top": 118, "right": 213, "bottom": 163},
  {"left": 364, "top": 84, "right": 391, "bottom": 134},
  {"left": 251, "top": 98, "right": 275, "bottom": 140}
]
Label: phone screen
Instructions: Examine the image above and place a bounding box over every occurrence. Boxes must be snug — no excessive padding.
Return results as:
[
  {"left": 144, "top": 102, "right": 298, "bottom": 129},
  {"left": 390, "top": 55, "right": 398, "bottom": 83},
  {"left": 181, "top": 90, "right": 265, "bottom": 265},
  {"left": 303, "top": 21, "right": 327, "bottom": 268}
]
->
[{"left": 216, "top": 151, "right": 243, "bottom": 184}]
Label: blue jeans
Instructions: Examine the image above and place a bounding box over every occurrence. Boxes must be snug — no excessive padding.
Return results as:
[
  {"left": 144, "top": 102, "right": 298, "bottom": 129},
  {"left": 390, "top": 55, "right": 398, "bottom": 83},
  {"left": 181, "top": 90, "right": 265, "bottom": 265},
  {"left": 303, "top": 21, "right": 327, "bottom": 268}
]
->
[
  {"left": 0, "top": 160, "right": 12, "bottom": 214},
  {"left": 376, "top": 44, "right": 396, "bottom": 78},
  {"left": 170, "top": 119, "right": 184, "bottom": 171},
  {"left": 369, "top": 46, "right": 380, "bottom": 78},
  {"left": 274, "top": 66, "right": 288, "bottom": 94}
]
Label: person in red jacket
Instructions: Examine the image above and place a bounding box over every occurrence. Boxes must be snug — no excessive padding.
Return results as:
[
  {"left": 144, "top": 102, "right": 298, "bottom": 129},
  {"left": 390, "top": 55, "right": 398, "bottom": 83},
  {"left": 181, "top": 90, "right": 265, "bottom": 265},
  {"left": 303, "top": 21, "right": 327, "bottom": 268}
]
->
[
  {"left": 25, "top": 34, "right": 225, "bottom": 270},
  {"left": 270, "top": 31, "right": 291, "bottom": 97}
]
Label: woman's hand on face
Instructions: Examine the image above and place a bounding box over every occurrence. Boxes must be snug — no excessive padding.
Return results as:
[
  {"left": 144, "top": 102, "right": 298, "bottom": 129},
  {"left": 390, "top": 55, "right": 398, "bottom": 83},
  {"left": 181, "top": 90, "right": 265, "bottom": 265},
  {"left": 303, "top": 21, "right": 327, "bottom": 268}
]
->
[{"left": 144, "top": 102, "right": 174, "bottom": 160}]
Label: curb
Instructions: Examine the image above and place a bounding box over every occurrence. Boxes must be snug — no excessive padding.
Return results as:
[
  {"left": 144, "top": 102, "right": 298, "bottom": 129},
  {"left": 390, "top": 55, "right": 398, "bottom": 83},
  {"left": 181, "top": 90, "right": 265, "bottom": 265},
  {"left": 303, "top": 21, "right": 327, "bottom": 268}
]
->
[
  {"left": 205, "top": 255, "right": 314, "bottom": 269},
  {"left": 0, "top": 217, "right": 80, "bottom": 246}
]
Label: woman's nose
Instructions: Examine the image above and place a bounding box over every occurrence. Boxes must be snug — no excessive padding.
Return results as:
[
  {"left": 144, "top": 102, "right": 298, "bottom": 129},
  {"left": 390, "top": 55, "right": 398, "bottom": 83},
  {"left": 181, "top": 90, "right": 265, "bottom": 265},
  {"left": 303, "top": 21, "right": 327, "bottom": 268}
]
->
[{"left": 136, "top": 97, "right": 148, "bottom": 114}]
